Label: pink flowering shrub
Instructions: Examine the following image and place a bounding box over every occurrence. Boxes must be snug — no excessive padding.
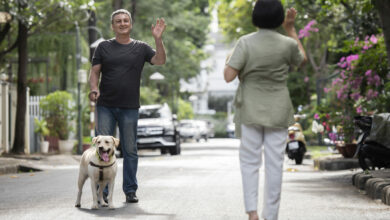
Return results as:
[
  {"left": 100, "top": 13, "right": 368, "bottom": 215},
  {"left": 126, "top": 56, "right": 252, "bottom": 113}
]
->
[
  {"left": 299, "top": 20, "right": 319, "bottom": 39},
  {"left": 320, "top": 34, "right": 389, "bottom": 143}
]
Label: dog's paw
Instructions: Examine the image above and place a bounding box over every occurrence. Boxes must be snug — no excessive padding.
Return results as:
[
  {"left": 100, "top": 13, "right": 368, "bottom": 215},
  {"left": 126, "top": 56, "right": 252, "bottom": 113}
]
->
[
  {"left": 108, "top": 205, "right": 115, "bottom": 210},
  {"left": 75, "top": 204, "right": 81, "bottom": 208},
  {"left": 91, "top": 204, "right": 99, "bottom": 210},
  {"left": 100, "top": 203, "right": 108, "bottom": 207}
]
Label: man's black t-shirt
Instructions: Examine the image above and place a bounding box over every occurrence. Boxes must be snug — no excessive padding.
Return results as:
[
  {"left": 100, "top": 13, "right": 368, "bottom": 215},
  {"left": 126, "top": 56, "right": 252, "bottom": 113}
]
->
[{"left": 92, "top": 39, "right": 155, "bottom": 108}]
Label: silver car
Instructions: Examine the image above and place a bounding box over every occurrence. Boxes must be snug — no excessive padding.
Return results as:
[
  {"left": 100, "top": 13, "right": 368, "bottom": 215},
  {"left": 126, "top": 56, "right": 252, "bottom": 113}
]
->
[{"left": 136, "top": 103, "right": 181, "bottom": 155}]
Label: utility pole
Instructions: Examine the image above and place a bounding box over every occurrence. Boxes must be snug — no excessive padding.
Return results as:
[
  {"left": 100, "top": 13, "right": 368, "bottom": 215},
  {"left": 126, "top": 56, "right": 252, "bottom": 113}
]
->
[{"left": 75, "top": 21, "right": 82, "bottom": 155}]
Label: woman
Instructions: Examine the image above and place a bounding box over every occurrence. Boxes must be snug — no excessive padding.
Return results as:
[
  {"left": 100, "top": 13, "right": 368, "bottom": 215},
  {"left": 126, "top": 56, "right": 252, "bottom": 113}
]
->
[{"left": 224, "top": 1, "right": 307, "bottom": 220}]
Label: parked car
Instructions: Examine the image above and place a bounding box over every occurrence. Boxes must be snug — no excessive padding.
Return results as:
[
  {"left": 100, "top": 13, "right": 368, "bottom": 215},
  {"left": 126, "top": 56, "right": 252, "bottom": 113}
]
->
[
  {"left": 136, "top": 103, "right": 181, "bottom": 155},
  {"left": 178, "top": 119, "right": 215, "bottom": 142},
  {"left": 178, "top": 119, "right": 202, "bottom": 142},
  {"left": 195, "top": 120, "right": 215, "bottom": 141},
  {"left": 205, "top": 120, "right": 215, "bottom": 138},
  {"left": 226, "top": 122, "right": 235, "bottom": 138}
]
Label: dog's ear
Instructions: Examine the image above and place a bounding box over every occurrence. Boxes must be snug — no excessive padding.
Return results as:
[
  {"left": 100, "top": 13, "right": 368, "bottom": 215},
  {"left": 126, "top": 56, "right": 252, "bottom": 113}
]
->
[
  {"left": 111, "top": 137, "right": 120, "bottom": 148},
  {"left": 92, "top": 136, "right": 100, "bottom": 144}
]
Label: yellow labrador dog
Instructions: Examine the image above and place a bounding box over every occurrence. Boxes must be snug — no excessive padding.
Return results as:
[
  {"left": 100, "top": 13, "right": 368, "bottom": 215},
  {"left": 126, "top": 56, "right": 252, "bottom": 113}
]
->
[{"left": 75, "top": 135, "right": 119, "bottom": 209}]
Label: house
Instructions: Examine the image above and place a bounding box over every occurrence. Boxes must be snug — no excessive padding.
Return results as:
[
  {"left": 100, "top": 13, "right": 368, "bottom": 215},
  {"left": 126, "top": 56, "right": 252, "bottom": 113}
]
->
[{"left": 180, "top": 9, "right": 238, "bottom": 115}]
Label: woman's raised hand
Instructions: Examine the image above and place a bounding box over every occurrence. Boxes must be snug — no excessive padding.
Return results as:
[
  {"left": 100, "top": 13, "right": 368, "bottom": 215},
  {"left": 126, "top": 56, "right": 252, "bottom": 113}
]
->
[{"left": 282, "top": 8, "right": 297, "bottom": 31}]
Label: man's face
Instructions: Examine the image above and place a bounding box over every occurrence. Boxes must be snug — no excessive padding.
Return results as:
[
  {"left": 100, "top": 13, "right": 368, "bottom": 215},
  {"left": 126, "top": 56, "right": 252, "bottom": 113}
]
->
[{"left": 111, "top": 13, "right": 132, "bottom": 35}]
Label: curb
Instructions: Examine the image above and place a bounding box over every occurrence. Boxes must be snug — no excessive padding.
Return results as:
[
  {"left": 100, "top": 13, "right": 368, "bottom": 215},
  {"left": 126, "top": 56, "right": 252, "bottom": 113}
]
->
[
  {"left": 0, "top": 165, "right": 19, "bottom": 175},
  {"left": 314, "top": 157, "right": 360, "bottom": 171},
  {"left": 0, "top": 154, "right": 80, "bottom": 175},
  {"left": 382, "top": 185, "right": 390, "bottom": 205},
  {"left": 352, "top": 169, "right": 390, "bottom": 205}
]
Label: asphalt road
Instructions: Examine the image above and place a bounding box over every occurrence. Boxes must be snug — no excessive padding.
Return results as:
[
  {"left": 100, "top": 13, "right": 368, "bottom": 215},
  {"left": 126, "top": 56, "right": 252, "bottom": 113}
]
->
[{"left": 0, "top": 138, "right": 389, "bottom": 220}]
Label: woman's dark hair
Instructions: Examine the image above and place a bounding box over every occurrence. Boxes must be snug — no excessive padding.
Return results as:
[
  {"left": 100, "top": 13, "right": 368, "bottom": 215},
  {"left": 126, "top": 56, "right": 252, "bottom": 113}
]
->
[{"left": 252, "top": 0, "right": 285, "bottom": 29}]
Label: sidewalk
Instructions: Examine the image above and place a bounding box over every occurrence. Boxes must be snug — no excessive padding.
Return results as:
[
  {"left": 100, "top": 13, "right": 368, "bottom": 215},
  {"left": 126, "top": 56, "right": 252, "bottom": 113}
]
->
[
  {"left": 313, "top": 154, "right": 390, "bottom": 206},
  {"left": 353, "top": 169, "right": 390, "bottom": 206},
  {"left": 0, "top": 153, "right": 81, "bottom": 175}
]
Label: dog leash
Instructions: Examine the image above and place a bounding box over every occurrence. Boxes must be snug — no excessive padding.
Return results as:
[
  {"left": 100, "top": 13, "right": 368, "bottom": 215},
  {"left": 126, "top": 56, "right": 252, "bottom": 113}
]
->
[{"left": 89, "top": 161, "right": 116, "bottom": 181}]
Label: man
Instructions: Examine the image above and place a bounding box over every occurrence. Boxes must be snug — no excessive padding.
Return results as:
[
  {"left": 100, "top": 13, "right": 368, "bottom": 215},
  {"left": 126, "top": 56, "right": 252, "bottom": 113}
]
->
[{"left": 88, "top": 9, "right": 166, "bottom": 203}]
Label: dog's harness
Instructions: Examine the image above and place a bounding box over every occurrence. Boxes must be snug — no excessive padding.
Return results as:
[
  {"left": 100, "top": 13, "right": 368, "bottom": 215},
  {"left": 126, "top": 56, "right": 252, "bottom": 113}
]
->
[{"left": 89, "top": 161, "right": 116, "bottom": 181}]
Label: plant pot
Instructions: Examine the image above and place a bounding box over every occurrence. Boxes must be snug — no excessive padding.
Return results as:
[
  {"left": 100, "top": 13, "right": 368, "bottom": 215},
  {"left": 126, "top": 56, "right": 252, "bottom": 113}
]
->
[
  {"left": 82, "top": 144, "right": 91, "bottom": 153},
  {"left": 336, "top": 143, "right": 357, "bottom": 158},
  {"left": 59, "top": 140, "right": 75, "bottom": 154},
  {"left": 40, "top": 141, "right": 49, "bottom": 154},
  {"left": 46, "top": 136, "right": 59, "bottom": 153}
]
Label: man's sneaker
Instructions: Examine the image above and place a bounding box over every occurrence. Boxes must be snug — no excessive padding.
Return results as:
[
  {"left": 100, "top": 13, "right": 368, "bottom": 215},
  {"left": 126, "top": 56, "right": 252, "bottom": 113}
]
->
[{"left": 126, "top": 192, "right": 139, "bottom": 203}]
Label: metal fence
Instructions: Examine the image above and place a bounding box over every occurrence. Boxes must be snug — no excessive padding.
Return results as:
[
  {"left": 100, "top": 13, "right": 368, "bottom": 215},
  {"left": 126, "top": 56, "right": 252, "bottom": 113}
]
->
[{"left": 29, "top": 96, "right": 44, "bottom": 120}]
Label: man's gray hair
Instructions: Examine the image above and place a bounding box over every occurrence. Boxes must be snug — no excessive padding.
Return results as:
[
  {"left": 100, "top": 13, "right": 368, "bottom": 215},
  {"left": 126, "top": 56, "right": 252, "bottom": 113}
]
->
[{"left": 111, "top": 9, "right": 132, "bottom": 24}]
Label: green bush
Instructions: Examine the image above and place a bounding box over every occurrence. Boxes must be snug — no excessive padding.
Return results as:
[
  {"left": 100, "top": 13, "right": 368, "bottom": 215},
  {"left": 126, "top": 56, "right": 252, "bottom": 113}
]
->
[
  {"left": 195, "top": 112, "right": 228, "bottom": 138},
  {"left": 40, "top": 91, "right": 75, "bottom": 140},
  {"left": 177, "top": 98, "right": 194, "bottom": 120},
  {"left": 140, "top": 86, "right": 160, "bottom": 105}
]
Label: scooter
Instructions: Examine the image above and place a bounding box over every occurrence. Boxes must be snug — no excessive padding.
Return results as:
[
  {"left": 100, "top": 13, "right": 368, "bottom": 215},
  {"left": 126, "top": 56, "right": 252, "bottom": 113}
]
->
[
  {"left": 286, "top": 115, "right": 307, "bottom": 165},
  {"left": 354, "top": 114, "right": 390, "bottom": 170}
]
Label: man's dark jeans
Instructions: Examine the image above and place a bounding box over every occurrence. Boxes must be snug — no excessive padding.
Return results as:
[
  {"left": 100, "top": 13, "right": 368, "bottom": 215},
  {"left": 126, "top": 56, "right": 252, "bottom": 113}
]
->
[{"left": 96, "top": 106, "right": 139, "bottom": 194}]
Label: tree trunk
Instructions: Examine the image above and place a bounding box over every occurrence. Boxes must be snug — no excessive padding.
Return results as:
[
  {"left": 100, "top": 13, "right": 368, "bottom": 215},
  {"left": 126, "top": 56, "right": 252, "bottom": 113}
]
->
[
  {"left": 112, "top": 0, "right": 123, "bottom": 10},
  {"left": 375, "top": 0, "right": 390, "bottom": 67},
  {"left": 11, "top": 21, "right": 28, "bottom": 154},
  {"left": 61, "top": 57, "right": 67, "bottom": 90},
  {"left": 131, "top": 0, "right": 137, "bottom": 22},
  {"left": 88, "top": 10, "right": 97, "bottom": 62}
]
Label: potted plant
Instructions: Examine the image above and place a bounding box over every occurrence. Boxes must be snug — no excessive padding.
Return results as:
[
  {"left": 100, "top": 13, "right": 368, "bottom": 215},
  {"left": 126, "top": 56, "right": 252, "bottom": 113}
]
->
[
  {"left": 40, "top": 91, "right": 75, "bottom": 154},
  {"left": 34, "top": 118, "right": 50, "bottom": 154},
  {"left": 82, "top": 136, "right": 92, "bottom": 153}
]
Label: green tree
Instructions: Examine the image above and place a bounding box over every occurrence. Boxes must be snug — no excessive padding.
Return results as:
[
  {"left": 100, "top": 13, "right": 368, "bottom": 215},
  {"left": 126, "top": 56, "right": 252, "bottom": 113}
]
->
[
  {"left": 140, "top": 86, "right": 160, "bottom": 105},
  {"left": 177, "top": 98, "right": 194, "bottom": 120},
  {"left": 0, "top": 0, "right": 92, "bottom": 154},
  {"left": 373, "top": 0, "right": 390, "bottom": 66}
]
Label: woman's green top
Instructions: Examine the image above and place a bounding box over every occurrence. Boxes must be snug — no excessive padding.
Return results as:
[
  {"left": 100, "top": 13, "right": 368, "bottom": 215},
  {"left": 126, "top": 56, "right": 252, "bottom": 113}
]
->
[{"left": 227, "top": 29, "right": 304, "bottom": 137}]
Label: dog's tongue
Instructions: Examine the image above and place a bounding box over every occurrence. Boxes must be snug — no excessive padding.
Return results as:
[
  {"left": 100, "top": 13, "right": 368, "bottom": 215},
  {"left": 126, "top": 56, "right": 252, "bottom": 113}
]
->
[{"left": 102, "top": 152, "right": 109, "bottom": 162}]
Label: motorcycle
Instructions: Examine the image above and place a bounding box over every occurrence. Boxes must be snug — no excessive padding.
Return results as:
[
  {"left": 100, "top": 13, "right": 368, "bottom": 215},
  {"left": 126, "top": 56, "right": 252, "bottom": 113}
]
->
[
  {"left": 354, "top": 114, "right": 390, "bottom": 170},
  {"left": 286, "top": 115, "right": 307, "bottom": 165}
]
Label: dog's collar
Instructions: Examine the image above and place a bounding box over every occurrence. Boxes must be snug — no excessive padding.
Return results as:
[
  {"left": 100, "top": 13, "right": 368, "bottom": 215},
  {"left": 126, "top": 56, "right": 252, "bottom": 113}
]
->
[{"left": 89, "top": 161, "right": 116, "bottom": 169}]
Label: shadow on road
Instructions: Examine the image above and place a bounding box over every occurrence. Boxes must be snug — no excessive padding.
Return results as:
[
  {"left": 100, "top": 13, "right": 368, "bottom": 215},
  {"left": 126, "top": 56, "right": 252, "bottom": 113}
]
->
[{"left": 76, "top": 203, "right": 176, "bottom": 218}]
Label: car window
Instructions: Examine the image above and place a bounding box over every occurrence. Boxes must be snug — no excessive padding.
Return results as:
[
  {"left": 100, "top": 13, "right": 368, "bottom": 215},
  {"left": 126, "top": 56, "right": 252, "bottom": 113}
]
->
[
  {"left": 180, "top": 122, "right": 195, "bottom": 128},
  {"left": 139, "top": 105, "right": 172, "bottom": 119},
  {"left": 139, "top": 108, "right": 161, "bottom": 119}
]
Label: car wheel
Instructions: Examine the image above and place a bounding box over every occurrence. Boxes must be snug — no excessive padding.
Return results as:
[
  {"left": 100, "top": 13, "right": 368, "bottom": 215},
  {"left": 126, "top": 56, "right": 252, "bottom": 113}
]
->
[
  {"left": 160, "top": 148, "right": 168, "bottom": 155},
  {"left": 295, "top": 155, "right": 303, "bottom": 165},
  {"left": 170, "top": 134, "right": 181, "bottom": 155}
]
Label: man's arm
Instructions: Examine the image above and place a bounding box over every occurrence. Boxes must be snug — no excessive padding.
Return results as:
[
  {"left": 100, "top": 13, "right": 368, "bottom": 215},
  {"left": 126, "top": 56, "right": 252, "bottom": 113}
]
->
[
  {"left": 89, "top": 64, "right": 101, "bottom": 102},
  {"left": 150, "top": 18, "right": 166, "bottom": 65}
]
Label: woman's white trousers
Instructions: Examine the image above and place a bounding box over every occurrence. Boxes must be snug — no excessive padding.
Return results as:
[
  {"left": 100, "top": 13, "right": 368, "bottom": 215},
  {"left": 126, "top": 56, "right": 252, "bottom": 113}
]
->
[{"left": 239, "top": 124, "right": 287, "bottom": 220}]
